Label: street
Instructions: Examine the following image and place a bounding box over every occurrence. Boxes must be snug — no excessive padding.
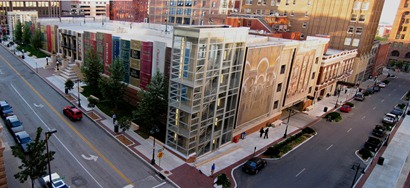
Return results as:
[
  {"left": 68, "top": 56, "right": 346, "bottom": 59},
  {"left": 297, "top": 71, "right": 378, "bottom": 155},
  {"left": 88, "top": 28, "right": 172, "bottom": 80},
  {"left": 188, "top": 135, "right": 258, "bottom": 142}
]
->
[
  {"left": 0, "top": 46, "right": 174, "bottom": 188},
  {"left": 234, "top": 71, "right": 410, "bottom": 187}
]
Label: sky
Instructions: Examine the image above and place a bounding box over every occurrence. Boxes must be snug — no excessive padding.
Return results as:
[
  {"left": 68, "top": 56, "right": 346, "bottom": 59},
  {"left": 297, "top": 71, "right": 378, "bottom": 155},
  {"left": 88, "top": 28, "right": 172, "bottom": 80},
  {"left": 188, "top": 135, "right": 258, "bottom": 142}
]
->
[{"left": 380, "top": 0, "right": 401, "bottom": 24}]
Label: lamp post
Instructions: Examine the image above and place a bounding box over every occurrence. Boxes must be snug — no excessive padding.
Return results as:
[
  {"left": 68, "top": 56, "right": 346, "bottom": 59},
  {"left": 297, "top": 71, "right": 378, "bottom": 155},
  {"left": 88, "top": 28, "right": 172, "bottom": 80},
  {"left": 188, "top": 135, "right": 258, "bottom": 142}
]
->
[
  {"left": 283, "top": 108, "right": 293, "bottom": 138},
  {"left": 351, "top": 163, "right": 365, "bottom": 188},
  {"left": 164, "top": 18, "right": 168, "bottom": 33},
  {"left": 77, "top": 79, "right": 81, "bottom": 108},
  {"left": 45, "top": 129, "right": 57, "bottom": 186},
  {"left": 335, "top": 88, "right": 341, "bottom": 108},
  {"left": 150, "top": 125, "right": 160, "bottom": 165}
]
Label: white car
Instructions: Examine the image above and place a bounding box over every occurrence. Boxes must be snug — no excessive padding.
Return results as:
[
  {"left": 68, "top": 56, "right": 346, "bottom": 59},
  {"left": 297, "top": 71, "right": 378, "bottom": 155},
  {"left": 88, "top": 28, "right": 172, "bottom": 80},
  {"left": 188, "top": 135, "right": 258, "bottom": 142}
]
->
[
  {"left": 378, "top": 82, "right": 386, "bottom": 88},
  {"left": 42, "top": 173, "right": 69, "bottom": 188},
  {"left": 382, "top": 113, "right": 398, "bottom": 125}
]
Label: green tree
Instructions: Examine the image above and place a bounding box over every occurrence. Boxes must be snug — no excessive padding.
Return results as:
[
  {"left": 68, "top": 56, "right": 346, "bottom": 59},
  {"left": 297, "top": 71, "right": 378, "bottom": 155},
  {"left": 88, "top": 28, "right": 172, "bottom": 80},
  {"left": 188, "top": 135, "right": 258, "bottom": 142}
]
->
[
  {"left": 118, "top": 116, "right": 132, "bottom": 132},
  {"left": 81, "top": 49, "right": 103, "bottom": 94},
  {"left": 132, "top": 72, "right": 168, "bottom": 131},
  {"left": 99, "top": 58, "right": 127, "bottom": 109},
  {"left": 22, "top": 23, "right": 31, "bottom": 45},
  {"left": 14, "top": 20, "right": 23, "bottom": 43},
  {"left": 2, "top": 34, "right": 7, "bottom": 41},
  {"left": 12, "top": 127, "right": 55, "bottom": 188},
  {"left": 31, "top": 29, "right": 42, "bottom": 50},
  {"left": 214, "top": 173, "right": 231, "bottom": 188},
  {"left": 65, "top": 79, "right": 74, "bottom": 91}
]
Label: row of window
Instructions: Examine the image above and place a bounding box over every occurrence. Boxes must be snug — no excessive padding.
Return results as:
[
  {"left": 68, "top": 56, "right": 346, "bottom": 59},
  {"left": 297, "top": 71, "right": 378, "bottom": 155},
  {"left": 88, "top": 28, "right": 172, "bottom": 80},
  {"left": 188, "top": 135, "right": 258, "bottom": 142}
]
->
[
  {"left": 347, "top": 26, "right": 363, "bottom": 35},
  {"left": 391, "top": 51, "right": 410, "bottom": 58},
  {"left": 344, "top": 38, "right": 360, "bottom": 47},
  {"left": 168, "top": 8, "right": 212, "bottom": 16},
  {"left": 352, "top": 2, "right": 370, "bottom": 11},
  {"left": 0, "top": 1, "right": 59, "bottom": 8},
  {"left": 169, "top": 1, "right": 217, "bottom": 8},
  {"left": 245, "top": 0, "right": 312, "bottom": 6},
  {"left": 351, "top": 14, "right": 366, "bottom": 22}
]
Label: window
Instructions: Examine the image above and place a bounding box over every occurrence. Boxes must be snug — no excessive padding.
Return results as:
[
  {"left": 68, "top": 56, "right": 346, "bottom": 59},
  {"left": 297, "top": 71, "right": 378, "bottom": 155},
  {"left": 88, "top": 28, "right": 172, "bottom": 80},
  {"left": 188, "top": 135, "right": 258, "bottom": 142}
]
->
[
  {"left": 302, "top": 22, "right": 307, "bottom": 28},
  {"left": 300, "top": 33, "right": 305, "bottom": 39},
  {"left": 402, "top": 34, "right": 406, "bottom": 39},
  {"left": 291, "top": 10, "right": 294, "bottom": 16},
  {"left": 286, "top": 0, "right": 289, "bottom": 6},
  {"left": 344, "top": 38, "right": 352, "bottom": 45},
  {"left": 277, "top": 83, "right": 282, "bottom": 92},
  {"left": 212, "top": 1, "right": 216, "bottom": 7},
  {"left": 405, "top": 52, "right": 410, "bottom": 58},
  {"left": 257, "top": 10, "right": 260, "bottom": 14},
  {"left": 359, "top": 15, "right": 365, "bottom": 22},
  {"left": 315, "top": 57, "right": 319, "bottom": 64},
  {"left": 293, "top": 0, "right": 296, "bottom": 5},
  {"left": 280, "top": 65, "right": 286, "bottom": 74},
  {"left": 391, "top": 51, "right": 399, "bottom": 57},
  {"left": 202, "top": 1, "right": 206, "bottom": 6},
  {"left": 311, "top": 72, "right": 315, "bottom": 79},
  {"left": 257, "top": 0, "right": 262, "bottom": 5},
  {"left": 353, "top": 2, "right": 361, "bottom": 10},
  {"left": 350, "top": 14, "right": 357, "bottom": 21},
  {"left": 271, "top": 0, "right": 275, "bottom": 6},
  {"left": 404, "top": 27, "right": 408, "bottom": 32},
  {"left": 307, "top": 0, "right": 311, "bottom": 5},
  {"left": 347, "top": 26, "right": 354, "bottom": 33},
  {"left": 352, "top": 39, "right": 360, "bottom": 47},
  {"left": 308, "top": 87, "right": 312, "bottom": 93},
  {"left": 361, "top": 2, "right": 369, "bottom": 10},
  {"left": 273, "top": 100, "right": 279, "bottom": 109},
  {"left": 355, "top": 27, "right": 362, "bottom": 35},
  {"left": 305, "top": 11, "right": 308, "bottom": 17},
  {"left": 284, "top": 11, "right": 287, "bottom": 16}
]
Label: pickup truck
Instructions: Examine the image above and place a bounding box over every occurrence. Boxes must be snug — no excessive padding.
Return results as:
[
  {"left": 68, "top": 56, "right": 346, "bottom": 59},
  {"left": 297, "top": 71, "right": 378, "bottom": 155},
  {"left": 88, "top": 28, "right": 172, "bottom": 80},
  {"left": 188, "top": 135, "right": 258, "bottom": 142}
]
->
[{"left": 364, "top": 136, "right": 383, "bottom": 152}]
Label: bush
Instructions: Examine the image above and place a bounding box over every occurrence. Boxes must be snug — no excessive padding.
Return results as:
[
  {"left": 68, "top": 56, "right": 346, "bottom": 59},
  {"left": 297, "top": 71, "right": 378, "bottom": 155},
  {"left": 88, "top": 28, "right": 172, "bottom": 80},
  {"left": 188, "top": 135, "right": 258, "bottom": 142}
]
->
[
  {"left": 358, "top": 148, "right": 373, "bottom": 160},
  {"left": 383, "top": 80, "right": 390, "bottom": 84},
  {"left": 344, "top": 102, "right": 354, "bottom": 107},
  {"left": 325, "top": 112, "right": 342, "bottom": 122},
  {"left": 398, "top": 103, "right": 406, "bottom": 109},
  {"left": 302, "top": 127, "right": 315, "bottom": 134}
]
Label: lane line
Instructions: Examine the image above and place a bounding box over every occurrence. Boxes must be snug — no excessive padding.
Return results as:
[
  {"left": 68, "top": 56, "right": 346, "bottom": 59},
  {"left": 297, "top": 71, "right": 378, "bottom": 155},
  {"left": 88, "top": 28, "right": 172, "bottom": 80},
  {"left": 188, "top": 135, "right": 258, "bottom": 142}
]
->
[
  {"left": 296, "top": 168, "right": 305, "bottom": 177},
  {"left": 347, "top": 128, "right": 352, "bottom": 133},
  {"left": 11, "top": 84, "right": 103, "bottom": 188},
  {"left": 326, "top": 144, "right": 333, "bottom": 151},
  {"left": 152, "top": 182, "right": 166, "bottom": 188},
  {"left": 373, "top": 107, "right": 376, "bottom": 110},
  {"left": 0, "top": 55, "right": 133, "bottom": 185},
  {"left": 361, "top": 116, "right": 366, "bottom": 120},
  {"left": 381, "top": 99, "right": 384, "bottom": 103}
]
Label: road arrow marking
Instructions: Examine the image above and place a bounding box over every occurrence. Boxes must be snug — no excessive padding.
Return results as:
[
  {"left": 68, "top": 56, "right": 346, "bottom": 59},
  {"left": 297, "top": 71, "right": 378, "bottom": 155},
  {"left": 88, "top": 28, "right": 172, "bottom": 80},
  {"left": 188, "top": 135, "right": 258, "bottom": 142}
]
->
[
  {"left": 33, "top": 103, "right": 44, "bottom": 108},
  {"left": 81, "top": 154, "right": 98, "bottom": 162}
]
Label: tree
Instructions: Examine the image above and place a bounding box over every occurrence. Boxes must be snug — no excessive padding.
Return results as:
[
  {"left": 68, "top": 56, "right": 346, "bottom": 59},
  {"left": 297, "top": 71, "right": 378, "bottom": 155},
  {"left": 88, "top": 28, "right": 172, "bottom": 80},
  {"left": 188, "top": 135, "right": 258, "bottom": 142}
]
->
[
  {"left": 214, "top": 173, "right": 231, "bottom": 188},
  {"left": 14, "top": 20, "right": 23, "bottom": 43},
  {"left": 132, "top": 72, "right": 168, "bottom": 131},
  {"left": 31, "top": 29, "right": 42, "bottom": 50},
  {"left": 22, "top": 23, "right": 31, "bottom": 45},
  {"left": 118, "top": 116, "right": 132, "bottom": 132},
  {"left": 65, "top": 79, "right": 74, "bottom": 91},
  {"left": 81, "top": 49, "right": 103, "bottom": 94},
  {"left": 99, "top": 58, "right": 127, "bottom": 109},
  {"left": 12, "top": 127, "right": 55, "bottom": 188}
]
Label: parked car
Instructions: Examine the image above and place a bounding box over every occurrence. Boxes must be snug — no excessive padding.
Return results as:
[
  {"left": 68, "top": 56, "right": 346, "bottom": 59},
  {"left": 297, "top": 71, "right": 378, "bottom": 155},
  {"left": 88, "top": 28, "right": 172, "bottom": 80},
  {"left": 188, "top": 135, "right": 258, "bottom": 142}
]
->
[
  {"left": 373, "top": 86, "right": 380, "bottom": 92},
  {"left": 0, "top": 100, "right": 13, "bottom": 118},
  {"left": 41, "top": 173, "right": 70, "bottom": 188},
  {"left": 364, "top": 136, "right": 383, "bottom": 152},
  {"left": 242, "top": 157, "right": 267, "bottom": 174},
  {"left": 63, "top": 106, "right": 82, "bottom": 121},
  {"left": 354, "top": 93, "right": 365, "bottom": 101},
  {"left": 382, "top": 113, "right": 398, "bottom": 125},
  {"left": 364, "top": 88, "right": 374, "bottom": 95},
  {"left": 378, "top": 82, "right": 386, "bottom": 88},
  {"left": 339, "top": 104, "right": 352, "bottom": 113},
  {"left": 15, "top": 131, "right": 32, "bottom": 153},
  {"left": 390, "top": 108, "right": 403, "bottom": 117},
  {"left": 5, "top": 115, "right": 24, "bottom": 134},
  {"left": 372, "top": 125, "right": 386, "bottom": 138}
]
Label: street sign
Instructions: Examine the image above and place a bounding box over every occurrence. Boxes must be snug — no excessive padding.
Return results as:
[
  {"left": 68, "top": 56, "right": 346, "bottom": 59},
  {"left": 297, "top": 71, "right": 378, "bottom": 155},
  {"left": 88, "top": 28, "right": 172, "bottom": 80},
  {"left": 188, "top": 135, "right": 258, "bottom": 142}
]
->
[{"left": 157, "top": 151, "right": 164, "bottom": 159}]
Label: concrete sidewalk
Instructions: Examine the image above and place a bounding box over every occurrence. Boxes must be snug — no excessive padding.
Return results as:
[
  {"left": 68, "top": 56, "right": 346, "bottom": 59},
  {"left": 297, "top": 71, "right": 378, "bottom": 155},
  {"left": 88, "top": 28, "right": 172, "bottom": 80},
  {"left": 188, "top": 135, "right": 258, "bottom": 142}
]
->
[{"left": 3, "top": 42, "right": 406, "bottom": 188}]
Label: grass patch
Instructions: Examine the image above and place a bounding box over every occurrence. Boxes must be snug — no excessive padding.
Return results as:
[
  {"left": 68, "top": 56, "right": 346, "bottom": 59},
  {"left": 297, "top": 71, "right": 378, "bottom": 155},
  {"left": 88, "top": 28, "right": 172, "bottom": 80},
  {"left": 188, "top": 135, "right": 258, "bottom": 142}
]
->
[
  {"left": 16, "top": 45, "right": 47, "bottom": 58},
  {"left": 263, "top": 127, "right": 316, "bottom": 158}
]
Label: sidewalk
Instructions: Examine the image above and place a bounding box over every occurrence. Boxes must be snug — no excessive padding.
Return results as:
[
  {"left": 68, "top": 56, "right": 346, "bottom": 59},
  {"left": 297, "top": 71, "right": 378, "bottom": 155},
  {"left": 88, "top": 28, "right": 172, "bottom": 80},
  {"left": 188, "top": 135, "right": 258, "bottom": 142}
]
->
[{"left": 3, "top": 43, "right": 406, "bottom": 188}]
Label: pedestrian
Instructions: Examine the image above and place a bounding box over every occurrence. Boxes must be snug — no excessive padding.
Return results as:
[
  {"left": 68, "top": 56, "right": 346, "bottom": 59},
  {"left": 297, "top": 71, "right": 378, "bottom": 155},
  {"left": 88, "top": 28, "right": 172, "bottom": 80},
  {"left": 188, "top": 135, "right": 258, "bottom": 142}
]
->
[
  {"left": 259, "top": 127, "right": 264, "bottom": 138},
  {"left": 345, "top": 89, "right": 347, "bottom": 94},
  {"left": 112, "top": 113, "right": 117, "bottom": 124},
  {"left": 264, "top": 128, "right": 269, "bottom": 139},
  {"left": 211, "top": 163, "right": 215, "bottom": 177}
]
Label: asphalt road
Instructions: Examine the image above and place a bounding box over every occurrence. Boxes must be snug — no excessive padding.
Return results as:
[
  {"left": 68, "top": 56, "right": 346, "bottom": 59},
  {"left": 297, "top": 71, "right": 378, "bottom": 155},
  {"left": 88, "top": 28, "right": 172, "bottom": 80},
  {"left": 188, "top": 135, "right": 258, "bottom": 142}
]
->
[
  {"left": 234, "top": 71, "right": 410, "bottom": 188},
  {"left": 0, "top": 46, "right": 174, "bottom": 188}
]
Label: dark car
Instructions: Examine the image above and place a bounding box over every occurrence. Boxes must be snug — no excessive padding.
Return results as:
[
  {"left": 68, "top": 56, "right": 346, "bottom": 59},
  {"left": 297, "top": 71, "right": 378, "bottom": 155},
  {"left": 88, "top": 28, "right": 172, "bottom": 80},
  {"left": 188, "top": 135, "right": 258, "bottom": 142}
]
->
[
  {"left": 0, "top": 100, "right": 13, "bottom": 118},
  {"left": 15, "top": 131, "right": 33, "bottom": 153},
  {"left": 63, "top": 106, "right": 83, "bottom": 121},
  {"left": 242, "top": 157, "right": 267, "bottom": 174},
  {"left": 5, "top": 115, "right": 24, "bottom": 134},
  {"left": 354, "top": 93, "right": 365, "bottom": 101},
  {"left": 372, "top": 125, "right": 386, "bottom": 138},
  {"left": 364, "top": 88, "right": 374, "bottom": 95},
  {"left": 373, "top": 86, "right": 380, "bottom": 92},
  {"left": 390, "top": 108, "right": 403, "bottom": 117}
]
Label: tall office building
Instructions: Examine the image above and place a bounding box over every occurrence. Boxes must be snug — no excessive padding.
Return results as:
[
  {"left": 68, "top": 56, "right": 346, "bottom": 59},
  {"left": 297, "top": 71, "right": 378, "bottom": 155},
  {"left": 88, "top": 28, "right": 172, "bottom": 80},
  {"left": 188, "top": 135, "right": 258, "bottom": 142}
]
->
[
  {"left": 241, "top": 0, "right": 385, "bottom": 84},
  {"left": 388, "top": 0, "right": 410, "bottom": 63},
  {"left": 166, "top": 26, "right": 248, "bottom": 158},
  {"left": 61, "top": 0, "right": 109, "bottom": 17}
]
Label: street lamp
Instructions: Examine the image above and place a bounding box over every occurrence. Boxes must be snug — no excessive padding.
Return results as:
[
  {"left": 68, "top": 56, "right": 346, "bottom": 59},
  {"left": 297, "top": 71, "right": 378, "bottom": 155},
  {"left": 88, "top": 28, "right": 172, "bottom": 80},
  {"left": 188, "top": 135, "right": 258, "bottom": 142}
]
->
[
  {"left": 45, "top": 129, "right": 57, "bottom": 186},
  {"left": 150, "top": 125, "right": 160, "bottom": 165},
  {"left": 77, "top": 79, "right": 81, "bottom": 108},
  {"left": 164, "top": 18, "right": 168, "bottom": 33},
  {"left": 351, "top": 163, "right": 365, "bottom": 188},
  {"left": 335, "top": 88, "right": 341, "bottom": 108},
  {"left": 283, "top": 108, "right": 293, "bottom": 138}
]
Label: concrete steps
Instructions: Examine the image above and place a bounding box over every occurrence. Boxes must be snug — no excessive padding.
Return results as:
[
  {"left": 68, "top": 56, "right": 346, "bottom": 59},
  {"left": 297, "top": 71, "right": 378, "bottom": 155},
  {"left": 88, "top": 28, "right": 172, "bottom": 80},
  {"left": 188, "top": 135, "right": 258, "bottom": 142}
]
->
[{"left": 59, "top": 64, "right": 79, "bottom": 82}]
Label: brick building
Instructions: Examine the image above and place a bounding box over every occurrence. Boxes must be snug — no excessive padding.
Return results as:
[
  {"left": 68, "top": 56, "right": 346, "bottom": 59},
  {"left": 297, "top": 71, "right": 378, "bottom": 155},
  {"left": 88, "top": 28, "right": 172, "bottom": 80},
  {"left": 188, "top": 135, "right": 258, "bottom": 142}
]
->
[
  {"left": 109, "top": 0, "right": 148, "bottom": 23},
  {"left": 388, "top": 0, "right": 410, "bottom": 66}
]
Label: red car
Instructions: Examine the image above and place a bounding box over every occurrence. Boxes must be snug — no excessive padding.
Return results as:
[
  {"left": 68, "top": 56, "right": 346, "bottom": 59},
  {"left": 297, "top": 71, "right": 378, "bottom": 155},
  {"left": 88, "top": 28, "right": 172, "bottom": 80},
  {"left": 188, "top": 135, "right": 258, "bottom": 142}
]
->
[
  {"left": 63, "top": 106, "right": 83, "bottom": 121},
  {"left": 340, "top": 104, "right": 351, "bottom": 113}
]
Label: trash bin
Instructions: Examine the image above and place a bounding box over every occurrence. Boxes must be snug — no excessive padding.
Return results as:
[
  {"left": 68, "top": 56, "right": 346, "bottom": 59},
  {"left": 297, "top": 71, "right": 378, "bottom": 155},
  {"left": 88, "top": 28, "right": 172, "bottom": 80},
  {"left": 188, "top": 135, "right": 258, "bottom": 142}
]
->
[
  {"left": 65, "top": 88, "right": 68, "bottom": 94},
  {"left": 114, "top": 125, "right": 119, "bottom": 133},
  {"left": 241, "top": 132, "right": 246, "bottom": 140},
  {"left": 233, "top": 135, "right": 239, "bottom": 143},
  {"left": 378, "top": 157, "right": 384, "bottom": 165},
  {"left": 324, "top": 107, "right": 328, "bottom": 112}
]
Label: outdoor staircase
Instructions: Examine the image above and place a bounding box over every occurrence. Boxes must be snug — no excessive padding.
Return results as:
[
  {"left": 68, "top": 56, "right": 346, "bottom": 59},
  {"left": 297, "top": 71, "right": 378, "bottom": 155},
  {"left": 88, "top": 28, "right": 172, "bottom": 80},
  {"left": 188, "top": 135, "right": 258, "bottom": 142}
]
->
[{"left": 59, "top": 63, "right": 79, "bottom": 82}]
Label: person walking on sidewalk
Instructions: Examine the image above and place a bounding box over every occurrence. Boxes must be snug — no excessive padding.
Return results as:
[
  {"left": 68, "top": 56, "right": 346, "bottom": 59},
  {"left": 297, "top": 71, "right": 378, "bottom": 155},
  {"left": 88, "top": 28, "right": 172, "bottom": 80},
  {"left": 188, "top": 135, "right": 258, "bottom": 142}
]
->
[
  {"left": 259, "top": 127, "right": 265, "bottom": 138},
  {"left": 264, "top": 128, "right": 269, "bottom": 139},
  {"left": 112, "top": 113, "right": 117, "bottom": 124}
]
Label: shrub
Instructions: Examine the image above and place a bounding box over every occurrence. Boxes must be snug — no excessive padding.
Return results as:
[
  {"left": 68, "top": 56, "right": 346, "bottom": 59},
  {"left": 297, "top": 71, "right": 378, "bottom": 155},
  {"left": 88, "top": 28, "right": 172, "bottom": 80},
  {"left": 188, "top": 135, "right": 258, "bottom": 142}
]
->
[
  {"left": 398, "top": 103, "right": 406, "bottom": 109},
  {"left": 302, "top": 127, "right": 315, "bottom": 134},
  {"left": 358, "top": 148, "right": 373, "bottom": 160},
  {"left": 87, "top": 96, "right": 99, "bottom": 105},
  {"left": 383, "top": 80, "right": 390, "bottom": 84},
  {"left": 344, "top": 102, "right": 354, "bottom": 107},
  {"left": 325, "top": 112, "right": 342, "bottom": 121}
]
